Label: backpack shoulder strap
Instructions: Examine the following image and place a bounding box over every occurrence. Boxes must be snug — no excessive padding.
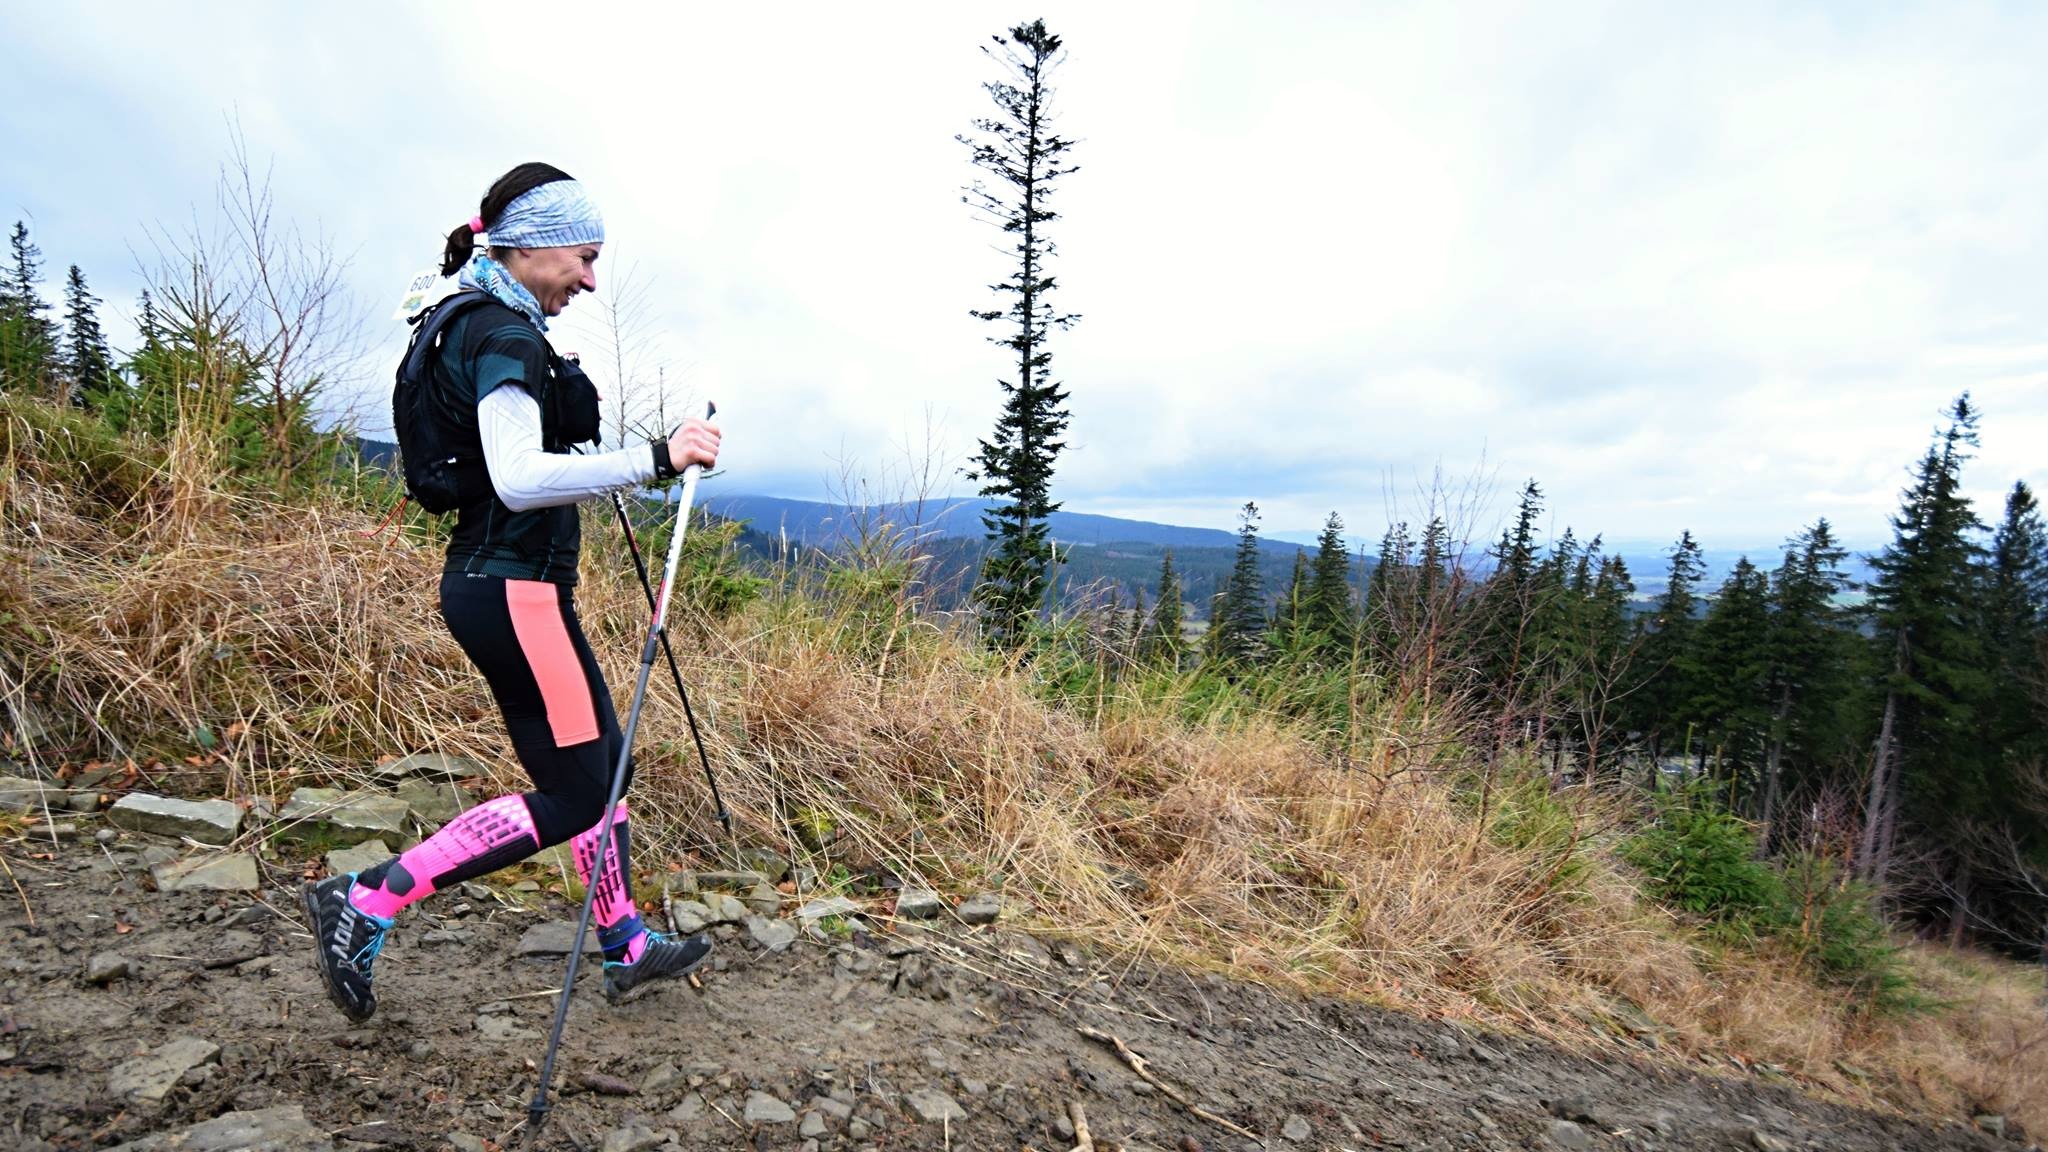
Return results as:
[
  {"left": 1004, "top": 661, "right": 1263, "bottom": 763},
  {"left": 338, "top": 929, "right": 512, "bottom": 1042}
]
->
[{"left": 399, "top": 290, "right": 519, "bottom": 381}]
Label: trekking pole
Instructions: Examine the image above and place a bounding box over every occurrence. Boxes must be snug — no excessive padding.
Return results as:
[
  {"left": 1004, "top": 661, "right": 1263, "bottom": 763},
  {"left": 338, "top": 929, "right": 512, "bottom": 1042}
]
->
[
  {"left": 526, "top": 403, "right": 714, "bottom": 1144},
  {"left": 604, "top": 489, "right": 732, "bottom": 835}
]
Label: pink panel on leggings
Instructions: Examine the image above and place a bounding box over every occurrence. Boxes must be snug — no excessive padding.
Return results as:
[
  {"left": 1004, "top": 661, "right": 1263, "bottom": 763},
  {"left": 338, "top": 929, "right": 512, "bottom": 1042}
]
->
[
  {"left": 350, "top": 793, "right": 539, "bottom": 919},
  {"left": 572, "top": 801, "right": 637, "bottom": 929},
  {"left": 505, "top": 579, "right": 600, "bottom": 747}
]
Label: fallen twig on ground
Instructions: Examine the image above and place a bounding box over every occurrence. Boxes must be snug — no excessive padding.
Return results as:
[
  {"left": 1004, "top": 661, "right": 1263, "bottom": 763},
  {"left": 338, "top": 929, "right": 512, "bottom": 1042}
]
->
[
  {"left": 1068, "top": 1098, "right": 1094, "bottom": 1152},
  {"left": 1078, "top": 1024, "right": 1259, "bottom": 1141}
]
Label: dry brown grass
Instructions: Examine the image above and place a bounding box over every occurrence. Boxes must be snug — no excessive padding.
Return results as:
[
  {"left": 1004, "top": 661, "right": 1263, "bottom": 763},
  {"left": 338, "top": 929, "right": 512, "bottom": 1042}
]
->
[{"left": 4, "top": 394, "right": 2043, "bottom": 1136}]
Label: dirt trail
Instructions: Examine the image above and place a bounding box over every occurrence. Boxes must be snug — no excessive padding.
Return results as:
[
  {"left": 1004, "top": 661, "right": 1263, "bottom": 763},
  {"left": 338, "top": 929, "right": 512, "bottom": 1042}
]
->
[{"left": 0, "top": 833, "right": 2019, "bottom": 1152}]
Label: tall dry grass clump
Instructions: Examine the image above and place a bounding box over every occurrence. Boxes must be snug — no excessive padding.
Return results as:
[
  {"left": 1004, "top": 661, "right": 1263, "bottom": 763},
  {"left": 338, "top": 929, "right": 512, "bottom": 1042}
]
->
[
  {"left": 3, "top": 397, "right": 2042, "bottom": 1135},
  {"left": 0, "top": 393, "right": 504, "bottom": 796}
]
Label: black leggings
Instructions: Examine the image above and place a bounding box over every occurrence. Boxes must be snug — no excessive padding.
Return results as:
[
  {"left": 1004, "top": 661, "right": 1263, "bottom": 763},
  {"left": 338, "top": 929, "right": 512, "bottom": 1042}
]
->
[{"left": 438, "top": 572, "right": 633, "bottom": 845}]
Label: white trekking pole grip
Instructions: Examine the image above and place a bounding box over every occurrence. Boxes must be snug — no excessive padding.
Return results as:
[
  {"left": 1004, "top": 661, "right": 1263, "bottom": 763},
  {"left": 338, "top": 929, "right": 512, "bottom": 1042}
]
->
[{"left": 651, "top": 401, "right": 715, "bottom": 634}]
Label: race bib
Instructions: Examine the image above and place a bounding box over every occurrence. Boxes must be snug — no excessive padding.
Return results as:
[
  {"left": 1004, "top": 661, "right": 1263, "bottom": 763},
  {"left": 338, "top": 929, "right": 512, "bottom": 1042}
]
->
[{"left": 391, "top": 266, "right": 456, "bottom": 321}]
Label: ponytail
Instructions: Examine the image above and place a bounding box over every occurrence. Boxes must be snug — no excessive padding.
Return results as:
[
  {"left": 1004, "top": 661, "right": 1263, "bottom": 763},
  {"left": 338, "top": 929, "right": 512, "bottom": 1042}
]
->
[{"left": 439, "top": 161, "right": 578, "bottom": 276}]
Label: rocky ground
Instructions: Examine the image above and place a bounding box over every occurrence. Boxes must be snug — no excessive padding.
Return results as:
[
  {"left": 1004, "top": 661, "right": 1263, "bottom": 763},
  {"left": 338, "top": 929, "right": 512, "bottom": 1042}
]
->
[{"left": 0, "top": 771, "right": 2035, "bottom": 1152}]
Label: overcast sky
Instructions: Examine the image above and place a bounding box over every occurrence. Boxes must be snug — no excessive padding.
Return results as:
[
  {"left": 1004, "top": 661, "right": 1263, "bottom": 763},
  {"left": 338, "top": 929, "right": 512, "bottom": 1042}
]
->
[{"left": 5, "top": 2, "right": 2044, "bottom": 552}]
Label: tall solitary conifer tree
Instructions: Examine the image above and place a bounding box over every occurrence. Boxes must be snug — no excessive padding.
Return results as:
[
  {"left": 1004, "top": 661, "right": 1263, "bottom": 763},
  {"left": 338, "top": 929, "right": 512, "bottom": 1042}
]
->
[{"left": 960, "top": 19, "right": 1080, "bottom": 647}]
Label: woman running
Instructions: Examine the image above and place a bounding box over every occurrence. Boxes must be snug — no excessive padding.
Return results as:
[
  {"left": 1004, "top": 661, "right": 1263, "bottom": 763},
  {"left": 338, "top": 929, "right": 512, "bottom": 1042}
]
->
[{"left": 304, "top": 163, "right": 721, "bottom": 1021}]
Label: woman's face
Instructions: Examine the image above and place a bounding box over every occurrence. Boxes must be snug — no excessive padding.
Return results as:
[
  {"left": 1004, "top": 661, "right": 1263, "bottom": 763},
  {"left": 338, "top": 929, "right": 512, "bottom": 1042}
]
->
[{"left": 502, "top": 242, "right": 601, "bottom": 316}]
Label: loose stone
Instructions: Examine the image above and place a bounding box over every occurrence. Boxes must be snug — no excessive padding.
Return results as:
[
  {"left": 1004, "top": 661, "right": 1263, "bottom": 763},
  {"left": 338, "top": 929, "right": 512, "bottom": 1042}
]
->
[
  {"left": 107, "top": 794, "right": 243, "bottom": 844},
  {"left": 908, "top": 1089, "right": 966, "bottom": 1124},
  {"left": 151, "top": 853, "right": 259, "bottom": 892},
  {"left": 894, "top": 888, "right": 945, "bottom": 920},
  {"left": 744, "top": 1090, "right": 797, "bottom": 1124},
  {"left": 85, "top": 952, "right": 134, "bottom": 985},
  {"left": 955, "top": 892, "right": 1001, "bottom": 925}
]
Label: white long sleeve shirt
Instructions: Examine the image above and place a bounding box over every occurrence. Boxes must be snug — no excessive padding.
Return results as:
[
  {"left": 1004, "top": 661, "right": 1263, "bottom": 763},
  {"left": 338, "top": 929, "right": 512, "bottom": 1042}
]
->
[{"left": 477, "top": 384, "right": 656, "bottom": 511}]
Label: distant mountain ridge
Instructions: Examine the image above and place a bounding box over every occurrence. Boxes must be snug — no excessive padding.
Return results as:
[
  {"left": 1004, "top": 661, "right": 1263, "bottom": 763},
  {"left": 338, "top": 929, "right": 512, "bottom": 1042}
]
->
[{"left": 700, "top": 493, "right": 1293, "bottom": 553}]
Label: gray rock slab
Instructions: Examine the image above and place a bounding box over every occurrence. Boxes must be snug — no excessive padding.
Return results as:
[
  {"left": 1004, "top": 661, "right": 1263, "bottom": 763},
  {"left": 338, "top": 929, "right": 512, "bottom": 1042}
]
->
[
  {"left": 668, "top": 898, "right": 712, "bottom": 934},
  {"left": 107, "top": 794, "right": 242, "bottom": 844},
  {"left": 955, "top": 892, "right": 1001, "bottom": 925},
  {"left": 1282, "top": 1113, "right": 1313, "bottom": 1142},
  {"left": 108, "top": 1036, "right": 221, "bottom": 1102},
  {"left": 694, "top": 869, "right": 768, "bottom": 891},
  {"left": 799, "top": 1111, "right": 827, "bottom": 1138},
  {"left": 104, "top": 1105, "right": 335, "bottom": 1151},
  {"left": 395, "top": 779, "right": 474, "bottom": 826},
  {"left": 796, "top": 896, "right": 861, "bottom": 922},
  {"left": 737, "top": 847, "right": 790, "bottom": 882},
  {"left": 373, "top": 752, "right": 484, "bottom": 783},
  {"left": 907, "top": 1089, "right": 965, "bottom": 1124},
  {"left": 746, "top": 915, "right": 798, "bottom": 952},
  {"left": 276, "top": 788, "right": 411, "bottom": 845},
  {"left": 639, "top": 1060, "right": 682, "bottom": 1094},
  {"left": 325, "top": 839, "right": 393, "bottom": 877},
  {"left": 515, "top": 921, "right": 604, "bottom": 956},
  {"left": 743, "top": 882, "right": 782, "bottom": 915},
  {"left": 894, "top": 888, "right": 944, "bottom": 920},
  {"left": 703, "top": 892, "right": 749, "bottom": 924},
  {"left": 743, "top": 1090, "right": 796, "bottom": 1124},
  {"left": 86, "top": 951, "right": 135, "bottom": 984},
  {"left": 152, "top": 853, "right": 259, "bottom": 892}
]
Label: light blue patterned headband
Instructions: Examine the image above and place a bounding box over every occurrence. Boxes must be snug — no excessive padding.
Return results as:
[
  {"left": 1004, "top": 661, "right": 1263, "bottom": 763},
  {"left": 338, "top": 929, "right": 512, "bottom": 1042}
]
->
[{"left": 486, "top": 180, "right": 605, "bottom": 249}]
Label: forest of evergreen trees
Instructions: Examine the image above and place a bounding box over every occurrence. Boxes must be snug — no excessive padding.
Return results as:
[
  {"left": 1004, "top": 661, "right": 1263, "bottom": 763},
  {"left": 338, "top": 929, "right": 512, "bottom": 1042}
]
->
[{"left": 1082, "top": 396, "right": 2046, "bottom": 962}]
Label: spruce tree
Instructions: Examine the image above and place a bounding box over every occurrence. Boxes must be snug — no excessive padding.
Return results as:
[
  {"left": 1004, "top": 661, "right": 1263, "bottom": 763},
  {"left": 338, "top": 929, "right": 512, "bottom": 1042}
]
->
[
  {"left": 1416, "top": 516, "right": 1450, "bottom": 606},
  {"left": 1632, "top": 530, "right": 1708, "bottom": 763},
  {"left": 1364, "top": 520, "right": 1413, "bottom": 663},
  {"left": 1482, "top": 475, "right": 1540, "bottom": 672},
  {"left": 1859, "top": 395, "right": 1991, "bottom": 890},
  {"left": 1140, "top": 550, "right": 1186, "bottom": 667},
  {"left": 960, "top": 20, "right": 1080, "bottom": 647},
  {"left": 0, "top": 221, "right": 58, "bottom": 394},
  {"left": 1306, "top": 512, "right": 1355, "bottom": 653},
  {"left": 61, "top": 264, "right": 115, "bottom": 407},
  {"left": 1986, "top": 483, "right": 2046, "bottom": 741},
  {"left": 1759, "top": 519, "right": 1857, "bottom": 842},
  {"left": 1205, "top": 502, "right": 1268, "bottom": 667},
  {"left": 1977, "top": 481, "right": 2048, "bottom": 947},
  {"left": 1274, "top": 551, "right": 1311, "bottom": 642},
  {"left": 1691, "top": 557, "right": 1775, "bottom": 795}
]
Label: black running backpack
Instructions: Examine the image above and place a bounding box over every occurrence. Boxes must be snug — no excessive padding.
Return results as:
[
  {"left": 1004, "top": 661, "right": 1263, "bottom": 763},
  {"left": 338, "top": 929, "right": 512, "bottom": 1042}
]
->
[
  {"left": 390, "top": 291, "right": 602, "bottom": 513},
  {"left": 391, "top": 291, "right": 500, "bottom": 513}
]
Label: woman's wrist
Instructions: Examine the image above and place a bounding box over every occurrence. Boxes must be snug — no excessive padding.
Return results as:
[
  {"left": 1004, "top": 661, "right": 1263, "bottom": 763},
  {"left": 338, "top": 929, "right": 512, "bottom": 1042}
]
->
[{"left": 650, "top": 437, "right": 677, "bottom": 480}]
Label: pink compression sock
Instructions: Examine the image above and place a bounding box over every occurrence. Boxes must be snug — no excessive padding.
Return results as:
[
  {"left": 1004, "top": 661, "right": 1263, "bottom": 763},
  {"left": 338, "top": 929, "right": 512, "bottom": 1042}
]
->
[
  {"left": 348, "top": 793, "right": 541, "bottom": 920},
  {"left": 572, "top": 801, "right": 648, "bottom": 964}
]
